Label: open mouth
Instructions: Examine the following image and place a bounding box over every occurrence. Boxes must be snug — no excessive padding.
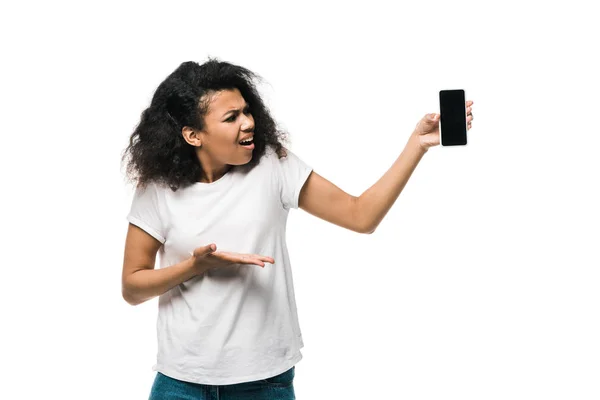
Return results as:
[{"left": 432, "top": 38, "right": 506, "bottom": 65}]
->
[{"left": 239, "top": 137, "right": 254, "bottom": 146}]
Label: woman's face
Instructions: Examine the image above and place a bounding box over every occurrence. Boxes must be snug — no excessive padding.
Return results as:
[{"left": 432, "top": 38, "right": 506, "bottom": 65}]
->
[{"left": 192, "top": 87, "right": 256, "bottom": 166}]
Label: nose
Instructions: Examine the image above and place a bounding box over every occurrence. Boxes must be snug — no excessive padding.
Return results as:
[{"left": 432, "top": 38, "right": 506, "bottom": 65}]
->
[{"left": 242, "top": 113, "right": 254, "bottom": 131}]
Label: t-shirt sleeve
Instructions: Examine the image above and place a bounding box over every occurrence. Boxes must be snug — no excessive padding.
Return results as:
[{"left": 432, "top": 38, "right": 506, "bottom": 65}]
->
[
  {"left": 126, "top": 182, "right": 167, "bottom": 244},
  {"left": 274, "top": 147, "right": 313, "bottom": 210}
]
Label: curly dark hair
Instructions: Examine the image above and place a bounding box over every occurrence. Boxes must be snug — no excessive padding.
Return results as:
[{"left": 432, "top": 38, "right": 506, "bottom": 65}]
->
[{"left": 121, "top": 57, "right": 289, "bottom": 192}]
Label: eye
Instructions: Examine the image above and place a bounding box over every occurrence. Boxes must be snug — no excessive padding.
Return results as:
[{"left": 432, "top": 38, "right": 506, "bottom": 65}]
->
[{"left": 226, "top": 107, "right": 251, "bottom": 122}]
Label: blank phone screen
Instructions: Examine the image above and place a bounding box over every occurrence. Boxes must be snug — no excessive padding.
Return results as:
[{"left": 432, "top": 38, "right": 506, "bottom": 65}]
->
[{"left": 439, "top": 90, "right": 467, "bottom": 146}]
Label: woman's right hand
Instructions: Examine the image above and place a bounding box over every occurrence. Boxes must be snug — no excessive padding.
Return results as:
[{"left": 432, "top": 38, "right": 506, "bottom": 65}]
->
[{"left": 190, "top": 244, "right": 275, "bottom": 275}]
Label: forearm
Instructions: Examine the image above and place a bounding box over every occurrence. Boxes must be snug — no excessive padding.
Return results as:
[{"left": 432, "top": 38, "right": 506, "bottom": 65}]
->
[
  {"left": 123, "top": 257, "right": 198, "bottom": 306},
  {"left": 356, "top": 135, "right": 427, "bottom": 232}
]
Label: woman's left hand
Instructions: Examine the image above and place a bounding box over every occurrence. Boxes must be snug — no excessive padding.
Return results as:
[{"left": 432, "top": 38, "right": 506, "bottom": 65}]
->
[{"left": 410, "top": 100, "right": 474, "bottom": 152}]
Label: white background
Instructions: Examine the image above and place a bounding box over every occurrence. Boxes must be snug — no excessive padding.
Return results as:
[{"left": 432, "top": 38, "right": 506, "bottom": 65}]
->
[{"left": 1, "top": 1, "right": 599, "bottom": 399}]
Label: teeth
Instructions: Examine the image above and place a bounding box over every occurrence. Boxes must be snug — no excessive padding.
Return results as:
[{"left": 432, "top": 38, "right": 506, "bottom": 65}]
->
[{"left": 239, "top": 137, "right": 254, "bottom": 145}]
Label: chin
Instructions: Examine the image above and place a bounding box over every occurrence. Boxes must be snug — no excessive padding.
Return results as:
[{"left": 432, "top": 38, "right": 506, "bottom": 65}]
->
[{"left": 233, "top": 154, "right": 253, "bottom": 165}]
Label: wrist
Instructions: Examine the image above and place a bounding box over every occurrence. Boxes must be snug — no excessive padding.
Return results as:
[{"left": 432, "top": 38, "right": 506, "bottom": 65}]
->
[
  {"left": 407, "top": 132, "right": 429, "bottom": 156},
  {"left": 188, "top": 256, "right": 206, "bottom": 277}
]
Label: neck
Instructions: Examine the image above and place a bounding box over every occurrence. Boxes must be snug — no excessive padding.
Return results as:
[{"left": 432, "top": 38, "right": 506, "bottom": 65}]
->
[{"left": 198, "top": 164, "right": 232, "bottom": 183}]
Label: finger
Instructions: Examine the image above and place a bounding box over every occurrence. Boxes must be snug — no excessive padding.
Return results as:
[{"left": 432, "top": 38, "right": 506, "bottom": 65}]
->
[
  {"left": 194, "top": 243, "right": 216, "bottom": 257},
  {"left": 467, "top": 115, "right": 473, "bottom": 122},
  {"left": 246, "top": 257, "right": 266, "bottom": 267},
  {"left": 251, "top": 257, "right": 272, "bottom": 267},
  {"left": 467, "top": 100, "right": 474, "bottom": 106},
  {"left": 236, "top": 254, "right": 265, "bottom": 267},
  {"left": 211, "top": 251, "right": 241, "bottom": 264},
  {"left": 251, "top": 254, "right": 275, "bottom": 264}
]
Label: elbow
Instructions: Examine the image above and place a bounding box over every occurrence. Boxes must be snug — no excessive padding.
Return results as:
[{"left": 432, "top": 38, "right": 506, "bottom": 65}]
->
[
  {"left": 352, "top": 196, "right": 376, "bottom": 234},
  {"left": 122, "top": 284, "right": 143, "bottom": 306},
  {"left": 123, "top": 293, "right": 143, "bottom": 306},
  {"left": 122, "top": 290, "right": 138, "bottom": 306},
  {"left": 356, "top": 212, "right": 375, "bottom": 234},
  {"left": 358, "top": 222, "right": 376, "bottom": 235},
  {"left": 362, "top": 226, "right": 376, "bottom": 235}
]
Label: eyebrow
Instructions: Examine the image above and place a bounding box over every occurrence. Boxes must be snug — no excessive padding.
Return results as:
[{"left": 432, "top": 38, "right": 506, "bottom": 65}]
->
[{"left": 223, "top": 103, "right": 250, "bottom": 118}]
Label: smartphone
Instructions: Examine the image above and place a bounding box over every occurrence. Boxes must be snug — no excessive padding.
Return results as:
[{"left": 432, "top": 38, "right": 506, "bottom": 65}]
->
[{"left": 439, "top": 89, "right": 467, "bottom": 146}]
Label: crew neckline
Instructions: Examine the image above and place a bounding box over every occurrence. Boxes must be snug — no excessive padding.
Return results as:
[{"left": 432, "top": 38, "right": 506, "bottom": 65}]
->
[{"left": 192, "top": 166, "right": 235, "bottom": 188}]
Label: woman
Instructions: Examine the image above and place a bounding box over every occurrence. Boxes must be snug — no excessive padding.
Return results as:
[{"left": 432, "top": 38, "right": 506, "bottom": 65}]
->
[{"left": 121, "top": 58, "right": 474, "bottom": 399}]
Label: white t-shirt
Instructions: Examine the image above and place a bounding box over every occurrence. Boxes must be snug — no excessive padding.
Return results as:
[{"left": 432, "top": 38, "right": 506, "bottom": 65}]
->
[{"left": 126, "top": 145, "right": 313, "bottom": 385}]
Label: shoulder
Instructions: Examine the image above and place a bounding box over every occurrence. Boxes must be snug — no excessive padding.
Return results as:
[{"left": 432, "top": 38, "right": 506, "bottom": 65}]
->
[
  {"left": 263, "top": 145, "right": 292, "bottom": 167},
  {"left": 264, "top": 144, "right": 288, "bottom": 159},
  {"left": 259, "top": 145, "right": 287, "bottom": 170},
  {"left": 133, "top": 180, "right": 171, "bottom": 198}
]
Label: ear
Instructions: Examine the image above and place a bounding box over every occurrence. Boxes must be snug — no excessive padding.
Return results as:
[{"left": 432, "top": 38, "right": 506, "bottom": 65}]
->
[{"left": 182, "top": 126, "right": 201, "bottom": 147}]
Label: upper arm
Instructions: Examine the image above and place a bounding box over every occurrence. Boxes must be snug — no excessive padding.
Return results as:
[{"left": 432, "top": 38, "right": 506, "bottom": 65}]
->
[
  {"left": 298, "top": 171, "right": 372, "bottom": 234},
  {"left": 122, "top": 222, "right": 163, "bottom": 301}
]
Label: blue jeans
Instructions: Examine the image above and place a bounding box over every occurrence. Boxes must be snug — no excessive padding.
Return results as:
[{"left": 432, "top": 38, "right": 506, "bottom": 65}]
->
[{"left": 149, "top": 366, "right": 296, "bottom": 400}]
